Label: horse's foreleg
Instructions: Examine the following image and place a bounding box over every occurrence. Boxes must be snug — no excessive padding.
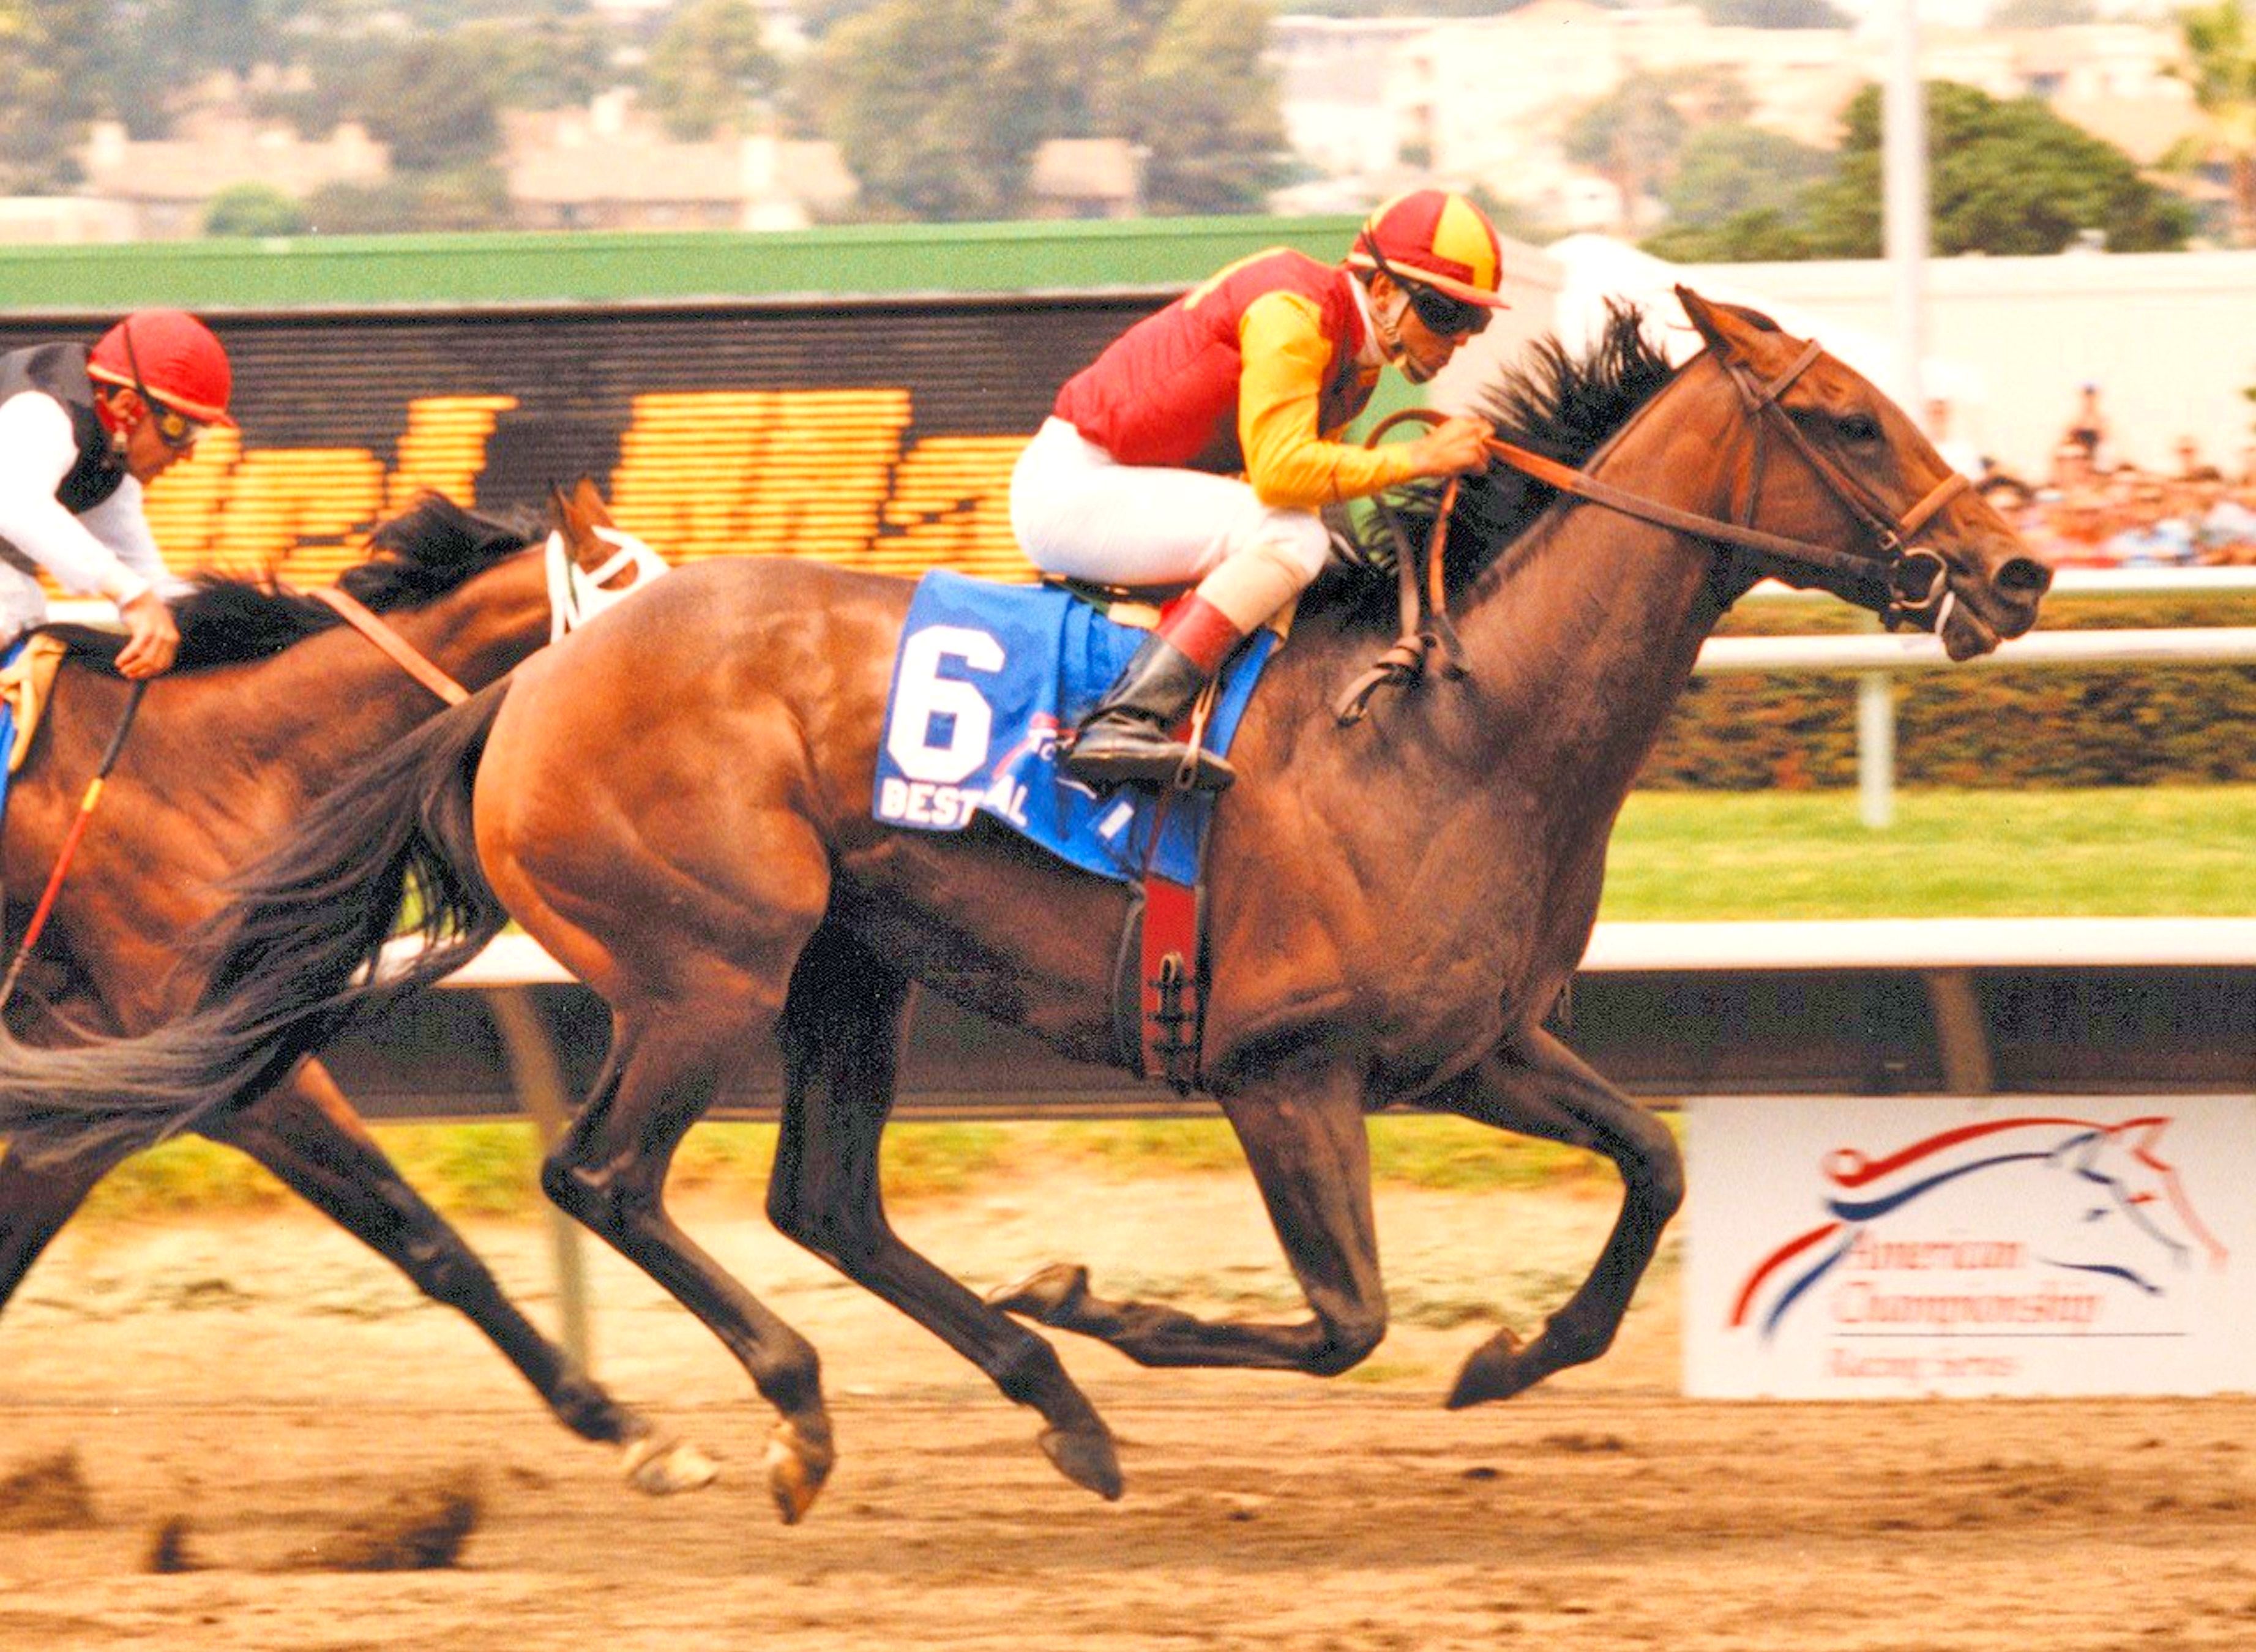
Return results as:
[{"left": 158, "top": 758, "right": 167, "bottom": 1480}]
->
[
  {"left": 766, "top": 929, "right": 1122, "bottom": 1502},
  {"left": 1422, "top": 1027, "right": 1684, "bottom": 1406},
  {"left": 991, "top": 1059, "right": 1389, "bottom": 1375},
  {"left": 206, "top": 1061, "right": 654, "bottom": 1451},
  {"left": 540, "top": 980, "right": 833, "bottom": 1524}
]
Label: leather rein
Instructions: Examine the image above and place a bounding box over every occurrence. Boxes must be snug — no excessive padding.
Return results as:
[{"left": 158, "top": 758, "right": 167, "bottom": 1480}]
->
[
  {"left": 308, "top": 584, "right": 470, "bottom": 706},
  {"left": 303, "top": 529, "right": 661, "bottom": 707},
  {"left": 1335, "top": 339, "right": 1971, "bottom": 725}
]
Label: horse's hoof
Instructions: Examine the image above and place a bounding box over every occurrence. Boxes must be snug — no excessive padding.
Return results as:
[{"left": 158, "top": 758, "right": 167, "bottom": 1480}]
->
[
  {"left": 1445, "top": 1327, "right": 1541, "bottom": 1409},
  {"left": 987, "top": 1263, "right": 1091, "bottom": 1326},
  {"left": 621, "top": 1433, "right": 721, "bottom": 1495},
  {"left": 1038, "top": 1423, "right": 1124, "bottom": 1501},
  {"left": 765, "top": 1418, "right": 835, "bottom": 1526}
]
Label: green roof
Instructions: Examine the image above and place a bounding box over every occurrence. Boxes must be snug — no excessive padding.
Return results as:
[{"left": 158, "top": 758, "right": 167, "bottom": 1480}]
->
[{"left": 0, "top": 215, "right": 1368, "bottom": 314}]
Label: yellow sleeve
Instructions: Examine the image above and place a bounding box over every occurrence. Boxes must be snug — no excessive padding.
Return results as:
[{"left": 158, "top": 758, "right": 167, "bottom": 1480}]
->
[{"left": 1236, "top": 291, "right": 1422, "bottom": 509}]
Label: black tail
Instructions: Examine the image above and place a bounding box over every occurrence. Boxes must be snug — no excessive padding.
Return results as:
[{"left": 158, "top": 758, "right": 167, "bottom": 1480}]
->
[{"left": 0, "top": 679, "right": 516, "bottom": 1167}]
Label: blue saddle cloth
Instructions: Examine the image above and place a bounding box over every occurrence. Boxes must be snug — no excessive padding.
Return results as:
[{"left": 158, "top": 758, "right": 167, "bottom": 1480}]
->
[
  {"left": 0, "top": 637, "right": 21, "bottom": 833},
  {"left": 872, "top": 571, "right": 1276, "bottom": 886}
]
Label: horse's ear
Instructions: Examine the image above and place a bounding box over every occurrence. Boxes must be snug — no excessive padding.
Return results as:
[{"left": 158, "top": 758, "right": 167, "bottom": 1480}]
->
[
  {"left": 1676, "top": 285, "right": 1768, "bottom": 356},
  {"left": 1675, "top": 286, "right": 1734, "bottom": 354},
  {"left": 572, "top": 476, "right": 614, "bottom": 528}
]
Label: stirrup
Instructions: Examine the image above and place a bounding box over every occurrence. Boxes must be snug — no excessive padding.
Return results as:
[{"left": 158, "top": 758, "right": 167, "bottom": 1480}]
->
[{"left": 1063, "top": 725, "right": 1236, "bottom": 793}]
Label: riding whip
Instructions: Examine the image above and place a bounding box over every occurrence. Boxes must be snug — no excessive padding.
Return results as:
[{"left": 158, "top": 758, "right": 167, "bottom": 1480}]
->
[{"left": 0, "top": 678, "right": 148, "bottom": 1013}]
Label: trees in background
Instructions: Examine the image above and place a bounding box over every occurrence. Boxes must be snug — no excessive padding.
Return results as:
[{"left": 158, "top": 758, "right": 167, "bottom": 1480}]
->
[
  {"left": 1641, "top": 125, "right": 1832, "bottom": 260},
  {"left": 1128, "top": 0, "right": 1288, "bottom": 214},
  {"left": 0, "top": 0, "right": 2227, "bottom": 241},
  {"left": 801, "top": 0, "right": 1281, "bottom": 220},
  {"left": 203, "top": 182, "right": 310, "bottom": 236},
  {"left": 0, "top": 0, "right": 102, "bottom": 190},
  {"left": 1646, "top": 81, "right": 2192, "bottom": 260},
  {"left": 797, "top": 0, "right": 1048, "bottom": 220},
  {"left": 1806, "top": 82, "right": 2192, "bottom": 255},
  {"left": 1563, "top": 73, "right": 1688, "bottom": 237},
  {"left": 2175, "top": 0, "right": 2256, "bottom": 246},
  {"left": 641, "top": 0, "right": 782, "bottom": 141},
  {"left": 307, "top": 33, "right": 514, "bottom": 231}
]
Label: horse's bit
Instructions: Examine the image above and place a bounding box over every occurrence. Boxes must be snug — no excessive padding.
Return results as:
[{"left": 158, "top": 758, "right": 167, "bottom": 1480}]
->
[{"left": 1335, "top": 341, "right": 1970, "bottom": 725}]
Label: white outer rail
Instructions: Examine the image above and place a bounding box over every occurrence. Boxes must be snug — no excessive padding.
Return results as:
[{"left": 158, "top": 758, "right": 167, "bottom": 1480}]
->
[
  {"left": 405, "top": 915, "right": 2255, "bottom": 1135},
  {"left": 416, "top": 914, "right": 2256, "bottom": 1104},
  {"left": 1697, "top": 626, "right": 2256, "bottom": 673},
  {"left": 409, "top": 917, "right": 2256, "bottom": 991}
]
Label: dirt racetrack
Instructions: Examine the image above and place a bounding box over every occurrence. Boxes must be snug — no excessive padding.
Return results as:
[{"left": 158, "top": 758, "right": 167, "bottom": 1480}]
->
[{"left": 2, "top": 1160, "right": 2251, "bottom": 1651}]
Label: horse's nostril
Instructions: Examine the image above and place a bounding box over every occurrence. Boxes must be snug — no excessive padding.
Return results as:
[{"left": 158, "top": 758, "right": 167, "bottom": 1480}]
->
[{"left": 2000, "top": 556, "right": 2052, "bottom": 597}]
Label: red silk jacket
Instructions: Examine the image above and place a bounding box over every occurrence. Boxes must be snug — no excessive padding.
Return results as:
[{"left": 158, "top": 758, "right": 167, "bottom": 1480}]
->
[{"left": 1052, "top": 249, "right": 1421, "bottom": 510}]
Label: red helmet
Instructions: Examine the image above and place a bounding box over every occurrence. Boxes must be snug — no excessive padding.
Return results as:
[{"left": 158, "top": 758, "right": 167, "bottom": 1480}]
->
[
  {"left": 88, "top": 309, "right": 236, "bottom": 427},
  {"left": 1348, "top": 190, "right": 1510, "bottom": 310}
]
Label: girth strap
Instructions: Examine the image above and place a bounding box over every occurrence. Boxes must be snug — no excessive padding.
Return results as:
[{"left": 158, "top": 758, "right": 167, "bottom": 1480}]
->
[{"left": 308, "top": 585, "right": 470, "bottom": 706}]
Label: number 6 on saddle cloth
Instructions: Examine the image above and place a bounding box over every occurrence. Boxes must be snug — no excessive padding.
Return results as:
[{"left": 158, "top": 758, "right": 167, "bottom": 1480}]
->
[{"left": 872, "top": 570, "right": 1280, "bottom": 1087}]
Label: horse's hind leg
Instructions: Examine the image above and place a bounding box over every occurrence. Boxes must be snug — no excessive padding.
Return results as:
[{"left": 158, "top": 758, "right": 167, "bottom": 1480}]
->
[
  {"left": 1421, "top": 1027, "right": 1684, "bottom": 1406},
  {"left": 991, "top": 1056, "right": 1391, "bottom": 1374},
  {"left": 766, "top": 928, "right": 1122, "bottom": 1501},
  {"left": 204, "top": 1061, "right": 668, "bottom": 1462},
  {"left": 540, "top": 973, "right": 834, "bottom": 1524},
  {"left": 0, "top": 1138, "right": 131, "bottom": 1317}
]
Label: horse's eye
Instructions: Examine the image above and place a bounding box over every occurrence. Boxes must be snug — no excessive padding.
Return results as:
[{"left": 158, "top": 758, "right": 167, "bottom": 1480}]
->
[{"left": 1839, "top": 414, "right": 1883, "bottom": 444}]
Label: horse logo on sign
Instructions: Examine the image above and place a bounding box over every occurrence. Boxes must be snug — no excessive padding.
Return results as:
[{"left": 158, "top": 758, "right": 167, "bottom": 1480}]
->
[{"left": 1729, "top": 1115, "right": 2230, "bottom": 1343}]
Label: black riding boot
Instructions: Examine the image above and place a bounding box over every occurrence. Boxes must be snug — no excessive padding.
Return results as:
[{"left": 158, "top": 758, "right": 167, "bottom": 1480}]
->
[{"left": 1063, "top": 630, "right": 1236, "bottom": 792}]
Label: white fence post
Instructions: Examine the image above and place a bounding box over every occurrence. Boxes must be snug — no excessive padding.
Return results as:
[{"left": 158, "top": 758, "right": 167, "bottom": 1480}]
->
[{"left": 1856, "top": 670, "right": 1897, "bottom": 829}]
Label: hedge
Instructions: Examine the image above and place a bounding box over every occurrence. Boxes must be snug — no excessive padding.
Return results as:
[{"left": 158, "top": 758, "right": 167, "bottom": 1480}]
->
[{"left": 1641, "top": 592, "right": 2256, "bottom": 790}]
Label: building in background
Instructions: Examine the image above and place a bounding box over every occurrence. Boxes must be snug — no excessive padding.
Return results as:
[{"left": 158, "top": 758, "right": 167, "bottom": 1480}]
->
[{"left": 78, "top": 113, "right": 389, "bottom": 240}]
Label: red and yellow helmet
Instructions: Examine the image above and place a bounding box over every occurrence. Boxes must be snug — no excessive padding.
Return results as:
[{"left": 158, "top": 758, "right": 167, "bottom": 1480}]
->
[
  {"left": 1348, "top": 190, "right": 1509, "bottom": 310},
  {"left": 88, "top": 309, "right": 236, "bottom": 427}
]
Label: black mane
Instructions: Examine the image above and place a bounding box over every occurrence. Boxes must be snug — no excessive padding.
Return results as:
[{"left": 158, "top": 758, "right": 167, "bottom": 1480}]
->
[
  {"left": 160, "top": 493, "right": 541, "bottom": 671},
  {"left": 1318, "top": 301, "right": 1678, "bottom": 624}
]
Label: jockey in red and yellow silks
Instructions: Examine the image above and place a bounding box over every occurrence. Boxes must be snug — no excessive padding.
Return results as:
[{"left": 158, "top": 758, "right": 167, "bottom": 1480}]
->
[{"left": 1010, "top": 189, "right": 1510, "bottom": 791}]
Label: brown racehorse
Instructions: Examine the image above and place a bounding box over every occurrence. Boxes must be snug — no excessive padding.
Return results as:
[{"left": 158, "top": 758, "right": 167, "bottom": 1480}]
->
[
  {"left": 0, "top": 292, "right": 2050, "bottom": 1522},
  {"left": 0, "top": 483, "right": 715, "bottom": 1491}
]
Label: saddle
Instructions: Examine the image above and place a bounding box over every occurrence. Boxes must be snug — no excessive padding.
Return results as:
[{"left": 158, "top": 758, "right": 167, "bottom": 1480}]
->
[
  {"left": 0, "top": 633, "right": 70, "bottom": 774},
  {"left": 876, "top": 574, "right": 1287, "bottom": 1095}
]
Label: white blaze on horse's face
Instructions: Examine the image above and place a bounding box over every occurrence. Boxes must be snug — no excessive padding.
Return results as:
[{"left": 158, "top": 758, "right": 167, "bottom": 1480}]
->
[{"left": 547, "top": 526, "right": 671, "bottom": 643}]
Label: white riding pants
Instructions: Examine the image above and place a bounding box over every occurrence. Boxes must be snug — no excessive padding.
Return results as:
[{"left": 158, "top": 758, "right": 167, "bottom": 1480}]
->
[{"left": 1010, "top": 417, "right": 1331, "bottom": 589}]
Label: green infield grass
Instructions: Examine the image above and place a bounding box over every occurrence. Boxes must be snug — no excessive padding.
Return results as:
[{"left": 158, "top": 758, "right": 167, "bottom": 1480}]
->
[{"left": 1602, "top": 785, "right": 2253, "bottom": 919}]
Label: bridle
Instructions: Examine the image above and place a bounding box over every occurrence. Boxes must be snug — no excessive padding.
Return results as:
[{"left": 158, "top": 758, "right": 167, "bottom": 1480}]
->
[
  {"left": 1336, "top": 335, "right": 1970, "bottom": 724},
  {"left": 1709, "top": 338, "right": 1968, "bottom": 628},
  {"left": 309, "top": 524, "right": 671, "bottom": 705}
]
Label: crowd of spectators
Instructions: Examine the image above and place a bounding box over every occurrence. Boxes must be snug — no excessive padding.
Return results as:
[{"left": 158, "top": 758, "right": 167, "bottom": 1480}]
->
[{"left": 1935, "top": 389, "right": 2256, "bottom": 571}]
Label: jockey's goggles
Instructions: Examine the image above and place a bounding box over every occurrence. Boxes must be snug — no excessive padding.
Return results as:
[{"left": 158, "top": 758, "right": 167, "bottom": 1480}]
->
[
  {"left": 146, "top": 399, "right": 214, "bottom": 451},
  {"left": 1401, "top": 281, "right": 1490, "bottom": 340}
]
